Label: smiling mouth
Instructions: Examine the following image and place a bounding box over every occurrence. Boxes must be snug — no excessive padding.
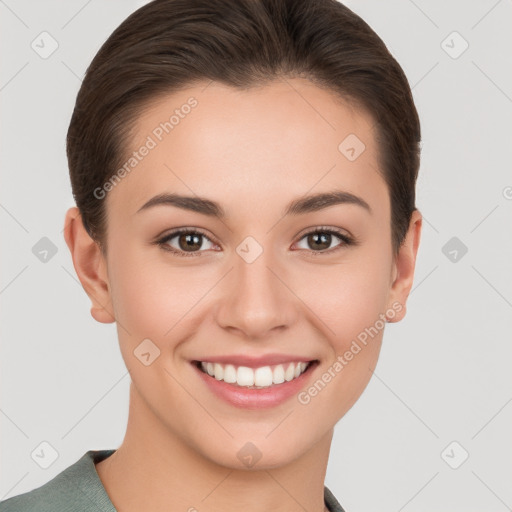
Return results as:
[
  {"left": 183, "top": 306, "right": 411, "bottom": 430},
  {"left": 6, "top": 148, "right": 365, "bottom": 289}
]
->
[{"left": 193, "top": 360, "right": 319, "bottom": 389}]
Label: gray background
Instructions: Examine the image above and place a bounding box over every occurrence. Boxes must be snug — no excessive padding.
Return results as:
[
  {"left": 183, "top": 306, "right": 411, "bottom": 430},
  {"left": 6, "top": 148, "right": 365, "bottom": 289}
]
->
[{"left": 1, "top": 0, "right": 511, "bottom": 510}]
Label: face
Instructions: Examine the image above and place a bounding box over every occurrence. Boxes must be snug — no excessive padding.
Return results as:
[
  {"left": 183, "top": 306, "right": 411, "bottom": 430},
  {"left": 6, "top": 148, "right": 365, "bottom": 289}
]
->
[{"left": 75, "top": 78, "right": 417, "bottom": 469}]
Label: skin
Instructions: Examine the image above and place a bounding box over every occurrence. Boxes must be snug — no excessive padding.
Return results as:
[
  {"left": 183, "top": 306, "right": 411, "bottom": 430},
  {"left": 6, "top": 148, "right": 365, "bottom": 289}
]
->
[{"left": 64, "top": 78, "right": 422, "bottom": 512}]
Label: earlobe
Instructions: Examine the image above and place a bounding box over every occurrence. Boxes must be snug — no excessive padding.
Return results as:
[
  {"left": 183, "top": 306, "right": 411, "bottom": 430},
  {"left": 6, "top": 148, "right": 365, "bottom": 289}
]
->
[
  {"left": 387, "top": 209, "right": 423, "bottom": 323},
  {"left": 63, "top": 207, "right": 116, "bottom": 324}
]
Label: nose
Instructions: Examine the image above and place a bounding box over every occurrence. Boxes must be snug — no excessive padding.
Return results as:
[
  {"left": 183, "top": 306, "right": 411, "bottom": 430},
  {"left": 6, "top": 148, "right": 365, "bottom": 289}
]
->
[{"left": 215, "top": 247, "right": 299, "bottom": 341}]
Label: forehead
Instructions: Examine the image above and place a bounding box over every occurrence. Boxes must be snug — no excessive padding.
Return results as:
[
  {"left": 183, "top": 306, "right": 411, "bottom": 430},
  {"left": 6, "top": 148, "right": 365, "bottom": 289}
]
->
[{"left": 106, "top": 78, "right": 386, "bottom": 218}]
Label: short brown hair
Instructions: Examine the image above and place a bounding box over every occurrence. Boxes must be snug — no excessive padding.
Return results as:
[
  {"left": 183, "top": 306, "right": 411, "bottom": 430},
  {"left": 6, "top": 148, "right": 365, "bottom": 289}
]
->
[{"left": 66, "top": 0, "right": 421, "bottom": 254}]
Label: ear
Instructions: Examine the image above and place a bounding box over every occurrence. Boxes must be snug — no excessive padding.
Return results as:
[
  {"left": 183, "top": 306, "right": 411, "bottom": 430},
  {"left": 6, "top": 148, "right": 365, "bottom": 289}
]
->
[
  {"left": 386, "top": 209, "right": 422, "bottom": 322},
  {"left": 63, "top": 207, "right": 115, "bottom": 324}
]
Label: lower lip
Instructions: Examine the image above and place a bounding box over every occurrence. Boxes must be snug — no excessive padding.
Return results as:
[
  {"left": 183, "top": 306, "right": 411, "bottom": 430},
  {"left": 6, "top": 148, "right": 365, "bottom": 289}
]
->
[{"left": 192, "top": 361, "right": 318, "bottom": 409}]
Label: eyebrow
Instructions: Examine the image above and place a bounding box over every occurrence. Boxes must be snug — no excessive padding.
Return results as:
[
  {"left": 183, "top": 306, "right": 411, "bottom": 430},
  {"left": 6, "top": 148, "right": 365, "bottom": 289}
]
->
[{"left": 136, "top": 189, "right": 371, "bottom": 218}]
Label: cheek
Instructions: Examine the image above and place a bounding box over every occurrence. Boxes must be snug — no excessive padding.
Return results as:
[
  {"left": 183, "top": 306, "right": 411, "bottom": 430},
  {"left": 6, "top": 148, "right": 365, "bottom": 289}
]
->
[
  {"left": 107, "top": 243, "right": 183, "bottom": 340},
  {"left": 299, "top": 254, "right": 393, "bottom": 349},
  {"left": 294, "top": 257, "right": 391, "bottom": 416},
  {"left": 107, "top": 244, "right": 222, "bottom": 359}
]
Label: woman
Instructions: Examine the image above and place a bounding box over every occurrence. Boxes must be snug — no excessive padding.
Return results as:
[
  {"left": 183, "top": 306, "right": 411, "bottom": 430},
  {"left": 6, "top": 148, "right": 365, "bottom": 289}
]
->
[{"left": 0, "top": 0, "right": 422, "bottom": 510}]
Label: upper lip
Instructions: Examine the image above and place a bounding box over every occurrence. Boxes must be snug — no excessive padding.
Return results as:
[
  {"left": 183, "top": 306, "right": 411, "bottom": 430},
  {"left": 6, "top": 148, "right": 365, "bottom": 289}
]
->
[{"left": 192, "top": 354, "right": 317, "bottom": 368}]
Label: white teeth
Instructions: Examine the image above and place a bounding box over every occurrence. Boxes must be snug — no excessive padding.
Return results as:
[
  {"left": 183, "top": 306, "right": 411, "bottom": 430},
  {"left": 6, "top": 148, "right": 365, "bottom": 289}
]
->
[
  {"left": 273, "top": 364, "right": 285, "bottom": 384},
  {"left": 214, "top": 363, "right": 224, "bottom": 380},
  {"left": 284, "top": 363, "right": 295, "bottom": 382},
  {"left": 223, "top": 364, "right": 237, "bottom": 383},
  {"left": 198, "top": 361, "right": 311, "bottom": 388},
  {"left": 237, "top": 366, "right": 254, "bottom": 386},
  {"left": 254, "top": 366, "right": 273, "bottom": 387}
]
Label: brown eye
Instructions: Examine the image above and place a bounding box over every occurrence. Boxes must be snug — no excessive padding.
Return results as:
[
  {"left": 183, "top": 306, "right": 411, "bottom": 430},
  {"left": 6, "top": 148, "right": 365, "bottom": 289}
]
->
[
  {"left": 158, "top": 229, "right": 216, "bottom": 257},
  {"left": 294, "top": 228, "right": 354, "bottom": 254},
  {"left": 176, "top": 232, "right": 203, "bottom": 252},
  {"left": 306, "top": 232, "right": 333, "bottom": 251}
]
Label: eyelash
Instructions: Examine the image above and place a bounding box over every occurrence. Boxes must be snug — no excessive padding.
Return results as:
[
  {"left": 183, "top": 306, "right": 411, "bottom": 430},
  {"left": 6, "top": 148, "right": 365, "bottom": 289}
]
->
[{"left": 155, "top": 226, "right": 356, "bottom": 258}]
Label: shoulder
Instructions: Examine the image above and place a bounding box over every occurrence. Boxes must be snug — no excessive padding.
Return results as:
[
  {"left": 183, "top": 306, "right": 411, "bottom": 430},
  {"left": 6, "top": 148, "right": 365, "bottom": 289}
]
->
[
  {"left": 0, "top": 476, "right": 66, "bottom": 512},
  {"left": 0, "top": 465, "right": 77, "bottom": 512},
  {"left": 0, "top": 450, "right": 117, "bottom": 512}
]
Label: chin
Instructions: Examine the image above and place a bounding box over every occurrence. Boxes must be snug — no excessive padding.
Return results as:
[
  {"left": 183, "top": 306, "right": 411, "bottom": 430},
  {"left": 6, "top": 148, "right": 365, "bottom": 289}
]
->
[{"left": 196, "top": 430, "right": 316, "bottom": 471}]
